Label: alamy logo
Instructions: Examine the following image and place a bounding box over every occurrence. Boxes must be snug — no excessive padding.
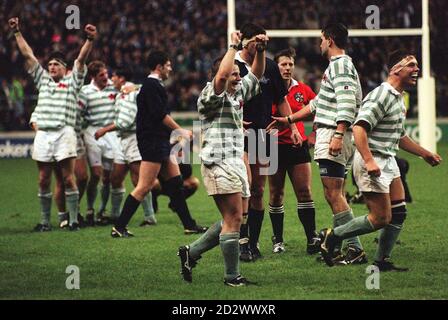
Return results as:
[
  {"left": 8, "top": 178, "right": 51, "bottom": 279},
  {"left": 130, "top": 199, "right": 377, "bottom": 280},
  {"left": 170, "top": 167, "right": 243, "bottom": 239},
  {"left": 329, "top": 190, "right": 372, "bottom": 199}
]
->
[
  {"left": 365, "top": 265, "right": 380, "bottom": 290},
  {"left": 65, "top": 5, "right": 80, "bottom": 29},
  {"left": 365, "top": 5, "right": 380, "bottom": 30},
  {"left": 65, "top": 265, "right": 80, "bottom": 290}
]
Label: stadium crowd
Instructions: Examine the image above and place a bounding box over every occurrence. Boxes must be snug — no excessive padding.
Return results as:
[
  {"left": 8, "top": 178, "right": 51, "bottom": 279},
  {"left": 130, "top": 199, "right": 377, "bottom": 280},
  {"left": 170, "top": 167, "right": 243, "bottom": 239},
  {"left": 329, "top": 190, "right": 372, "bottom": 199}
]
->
[{"left": 0, "top": 0, "right": 447, "bottom": 131}]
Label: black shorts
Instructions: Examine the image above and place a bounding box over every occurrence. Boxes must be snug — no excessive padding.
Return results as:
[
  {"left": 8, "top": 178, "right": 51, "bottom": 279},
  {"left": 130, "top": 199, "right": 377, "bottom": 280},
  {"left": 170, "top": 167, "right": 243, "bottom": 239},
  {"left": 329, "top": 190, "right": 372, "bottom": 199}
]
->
[
  {"left": 244, "top": 129, "right": 271, "bottom": 159},
  {"left": 276, "top": 142, "right": 312, "bottom": 168},
  {"left": 317, "top": 159, "right": 346, "bottom": 178},
  {"left": 138, "top": 137, "right": 171, "bottom": 163}
]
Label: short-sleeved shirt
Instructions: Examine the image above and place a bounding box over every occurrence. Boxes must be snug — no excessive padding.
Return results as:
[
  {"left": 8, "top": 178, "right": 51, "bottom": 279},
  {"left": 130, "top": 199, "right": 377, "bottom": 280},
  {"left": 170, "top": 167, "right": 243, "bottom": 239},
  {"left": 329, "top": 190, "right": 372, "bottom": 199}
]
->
[
  {"left": 78, "top": 82, "right": 118, "bottom": 127},
  {"left": 309, "top": 55, "right": 362, "bottom": 128},
  {"left": 198, "top": 71, "right": 260, "bottom": 164},
  {"left": 272, "top": 79, "right": 316, "bottom": 144},
  {"left": 28, "top": 60, "right": 87, "bottom": 129},
  {"left": 354, "top": 82, "right": 407, "bottom": 157},
  {"left": 114, "top": 82, "right": 141, "bottom": 136},
  {"left": 136, "top": 75, "right": 171, "bottom": 141},
  {"left": 235, "top": 53, "right": 287, "bottom": 129}
]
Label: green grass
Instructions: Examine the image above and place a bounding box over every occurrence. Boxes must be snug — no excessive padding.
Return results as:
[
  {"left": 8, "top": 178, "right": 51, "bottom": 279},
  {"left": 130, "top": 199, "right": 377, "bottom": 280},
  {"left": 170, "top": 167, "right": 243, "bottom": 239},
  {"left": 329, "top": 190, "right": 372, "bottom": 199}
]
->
[{"left": 1, "top": 145, "right": 447, "bottom": 300}]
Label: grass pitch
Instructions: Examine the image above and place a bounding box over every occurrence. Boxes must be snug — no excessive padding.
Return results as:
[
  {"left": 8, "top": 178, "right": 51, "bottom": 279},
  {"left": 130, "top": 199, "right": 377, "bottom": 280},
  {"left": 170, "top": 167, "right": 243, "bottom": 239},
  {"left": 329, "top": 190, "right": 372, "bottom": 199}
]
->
[{"left": 0, "top": 145, "right": 447, "bottom": 300}]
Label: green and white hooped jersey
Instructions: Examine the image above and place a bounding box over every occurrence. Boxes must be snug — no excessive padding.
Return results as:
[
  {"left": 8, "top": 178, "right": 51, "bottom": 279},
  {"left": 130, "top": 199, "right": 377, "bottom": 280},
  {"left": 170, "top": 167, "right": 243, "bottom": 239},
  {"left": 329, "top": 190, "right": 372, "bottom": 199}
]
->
[
  {"left": 197, "top": 72, "right": 260, "bottom": 164},
  {"left": 114, "top": 82, "right": 141, "bottom": 135},
  {"left": 79, "top": 81, "right": 118, "bottom": 127},
  {"left": 310, "top": 55, "right": 362, "bottom": 128},
  {"left": 355, "top": 82, "right": 407, "bottom": 157},
  {"left": 28, "top": 61, "right": 87, "bottom": 129}
]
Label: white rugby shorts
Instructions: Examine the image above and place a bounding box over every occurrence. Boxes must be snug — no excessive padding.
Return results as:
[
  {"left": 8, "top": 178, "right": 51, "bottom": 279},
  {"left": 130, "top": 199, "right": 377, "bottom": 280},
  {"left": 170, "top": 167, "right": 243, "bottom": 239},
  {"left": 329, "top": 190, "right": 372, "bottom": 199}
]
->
[
  {"left": 114, "top": 134, "right": 142, "bottom": 165},
  {"left": 76, "top": 134, "right": 86, "bottom": 159},
  {"left": 32, "top": 126, "right": 77, "bottom": 162},
  {"left": 314, "top": 127, "right": 355, "bottom": 167},
  {"left": 353, "top": 150, "right": 401, "bottom": 193},
  {"left": 84, "top": 126, "right": 119, "bottom": 168},
  {"left": 201, "top": 158, "right": 250, "bottom": 198}
]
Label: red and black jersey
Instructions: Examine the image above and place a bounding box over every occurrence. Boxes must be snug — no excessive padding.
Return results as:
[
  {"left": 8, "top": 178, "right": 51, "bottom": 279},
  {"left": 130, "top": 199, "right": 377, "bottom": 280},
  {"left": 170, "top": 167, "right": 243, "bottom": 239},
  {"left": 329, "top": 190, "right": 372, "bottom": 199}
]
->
[{"left": 272, "top": 79, "right": 316, "bottom": 145}]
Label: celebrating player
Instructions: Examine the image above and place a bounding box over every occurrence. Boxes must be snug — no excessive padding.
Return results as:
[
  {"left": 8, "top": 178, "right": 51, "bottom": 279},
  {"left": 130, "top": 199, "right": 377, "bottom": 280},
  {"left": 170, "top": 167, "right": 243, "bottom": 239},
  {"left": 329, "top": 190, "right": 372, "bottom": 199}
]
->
[
  {"left": 178, "top": 31, "right": 267, "bottom": 286},
  {"left": 9, "top": 17, "right": 95, "bottom": 231},
  {"left": 319, "top": 50, "right": 442, "bottom": 270},
  {"left": 268, "top": 23, "right": 367, "bottom": 265}
]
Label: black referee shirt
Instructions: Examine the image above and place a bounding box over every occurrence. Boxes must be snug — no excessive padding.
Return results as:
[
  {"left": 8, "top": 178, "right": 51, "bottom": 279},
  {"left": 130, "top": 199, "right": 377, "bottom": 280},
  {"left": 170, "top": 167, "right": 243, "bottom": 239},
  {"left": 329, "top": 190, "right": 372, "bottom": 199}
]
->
[
  {"left": 235, "top": 56, "right": 287, "bottom": 129},
  {"left": 136, "top": 77, "right": 171, "bottom": 141}
]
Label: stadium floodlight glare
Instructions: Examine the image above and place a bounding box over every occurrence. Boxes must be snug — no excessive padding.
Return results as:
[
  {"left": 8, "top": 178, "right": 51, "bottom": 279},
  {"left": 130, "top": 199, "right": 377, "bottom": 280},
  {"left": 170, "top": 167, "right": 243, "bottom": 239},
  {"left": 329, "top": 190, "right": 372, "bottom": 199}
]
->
[{"left": 227, "top": 0, "right": 437, "bottom": 152}]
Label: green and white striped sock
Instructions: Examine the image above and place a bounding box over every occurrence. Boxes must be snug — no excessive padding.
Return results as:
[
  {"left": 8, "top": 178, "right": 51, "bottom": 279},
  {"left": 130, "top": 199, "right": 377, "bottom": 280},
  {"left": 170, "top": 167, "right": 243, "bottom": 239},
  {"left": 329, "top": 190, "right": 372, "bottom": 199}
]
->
[
  {"left": 220, "top": 232, "right": 240, "bottom": 281},
  {"left": 65, "top": 188, "right": 79, "bottom": 226},
  {"left": 38, "top": 189, "right": 52, "bottom": 225}
]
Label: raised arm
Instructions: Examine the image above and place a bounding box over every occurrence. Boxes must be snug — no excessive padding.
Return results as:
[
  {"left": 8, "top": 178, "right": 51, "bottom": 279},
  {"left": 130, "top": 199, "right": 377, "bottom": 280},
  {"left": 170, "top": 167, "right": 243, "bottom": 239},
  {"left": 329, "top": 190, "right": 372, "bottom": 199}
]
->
[
  {"left": 75, "top": 24, "right": 97, "bottom": 72},
  {"left": 8, "top": 17, "right": 38, "bottom": 71},
  {"left": 214, "top": 31, "right": 241, "bottom": 95},
  {"left": 251, "top": 34, "right": 268, "bottom": 79}
]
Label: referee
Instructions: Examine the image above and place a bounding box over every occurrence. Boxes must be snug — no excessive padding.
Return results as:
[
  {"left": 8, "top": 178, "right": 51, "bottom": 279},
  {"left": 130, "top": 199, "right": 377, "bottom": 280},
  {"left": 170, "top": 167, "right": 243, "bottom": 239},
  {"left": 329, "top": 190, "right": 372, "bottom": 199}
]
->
[{"left": 112, "top": 51, "right": 207, "bottom": 237}]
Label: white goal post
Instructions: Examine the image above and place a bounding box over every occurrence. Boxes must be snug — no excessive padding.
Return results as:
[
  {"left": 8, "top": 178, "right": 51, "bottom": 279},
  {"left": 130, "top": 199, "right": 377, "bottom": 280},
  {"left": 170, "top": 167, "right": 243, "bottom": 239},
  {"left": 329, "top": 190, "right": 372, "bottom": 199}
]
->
[{"left": 227, "top": 0, "right": 437, "bottom": 152}]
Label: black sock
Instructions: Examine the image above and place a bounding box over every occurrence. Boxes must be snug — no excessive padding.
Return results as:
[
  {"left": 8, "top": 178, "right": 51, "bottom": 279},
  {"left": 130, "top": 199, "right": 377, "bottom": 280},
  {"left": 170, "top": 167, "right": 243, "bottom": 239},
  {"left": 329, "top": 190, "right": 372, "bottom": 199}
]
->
[
  {"left": 158, "top": 181, "right": 168, "bottom": 196},
  {"left": 297, "top": 201, "right": 316, "bottom": 242},
  {"left": 116, "top": 194, "right": 141, "bottom": 229},
  {"left": 248, "top": 208, "right": 264, "bottom": 249},
  {"left": 240, "top": 212, "right": 249, "bottom": 239},
  {"left": 151, "top": 191, "right": 159, "bottom": 213},
  {"left": 183, "top": 187, "right": 196, "bottom": 200},
  {"left": 164, "top": 176, "right": 196, "bottom": 229},
  {"left": 269, "top": 204, "right": 284, "bottom": 243}
]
